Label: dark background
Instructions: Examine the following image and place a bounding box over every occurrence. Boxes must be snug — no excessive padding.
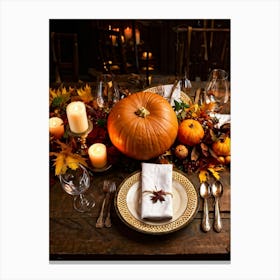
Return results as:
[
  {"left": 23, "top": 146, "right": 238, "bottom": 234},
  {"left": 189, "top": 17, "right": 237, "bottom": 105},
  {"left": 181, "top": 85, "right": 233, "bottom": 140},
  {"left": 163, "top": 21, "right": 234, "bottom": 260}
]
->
[{"left": 49, "top": 19, "right": 230, "bottom": 83}]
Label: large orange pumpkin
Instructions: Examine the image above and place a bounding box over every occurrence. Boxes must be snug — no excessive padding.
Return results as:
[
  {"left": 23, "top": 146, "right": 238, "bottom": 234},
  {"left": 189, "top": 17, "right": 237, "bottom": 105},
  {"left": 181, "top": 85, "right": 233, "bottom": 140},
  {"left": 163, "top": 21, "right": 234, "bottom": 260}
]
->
[
  {"left": 107, "top": 91, "right": 178, "bottom": 160},
  {"left": 177, "top": 119, "right": 204, "bottom": 146}
]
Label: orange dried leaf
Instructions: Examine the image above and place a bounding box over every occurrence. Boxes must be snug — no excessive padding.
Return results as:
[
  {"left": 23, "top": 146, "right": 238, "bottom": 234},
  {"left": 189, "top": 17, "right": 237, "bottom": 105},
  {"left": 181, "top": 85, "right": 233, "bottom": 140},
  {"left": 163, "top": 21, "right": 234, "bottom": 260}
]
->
[
  {"left": 191, "top": 146, "right": 200, "bottom": 161},
  {"left": 201, "top": 102, "right": 216, "bottom": 112}
]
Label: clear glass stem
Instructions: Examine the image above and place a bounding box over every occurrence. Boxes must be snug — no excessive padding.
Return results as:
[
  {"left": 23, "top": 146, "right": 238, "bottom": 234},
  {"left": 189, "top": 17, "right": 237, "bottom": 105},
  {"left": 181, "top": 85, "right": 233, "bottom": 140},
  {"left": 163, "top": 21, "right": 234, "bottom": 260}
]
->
[{"left": 73, "top": 193, "right": 95, "bottom": 212}]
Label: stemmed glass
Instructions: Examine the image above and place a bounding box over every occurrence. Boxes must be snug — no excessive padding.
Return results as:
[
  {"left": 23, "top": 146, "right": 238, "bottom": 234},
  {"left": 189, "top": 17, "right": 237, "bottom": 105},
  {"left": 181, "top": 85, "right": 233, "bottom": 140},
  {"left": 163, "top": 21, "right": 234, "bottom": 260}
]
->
[
  {"left": 95, "top": 74, "right": 120, "bottom": 110},
  {"left": 96, "top": 79, "right": 105, "bottom": 109},
  {"left": 59, "top": 163, "right": 95, "bottom": 212},
  {"left": 179, "top": 70, "right": 192, "bottom": 95},
  {"left": 205, "top": 69, "right": 230, "bottom": 113}
]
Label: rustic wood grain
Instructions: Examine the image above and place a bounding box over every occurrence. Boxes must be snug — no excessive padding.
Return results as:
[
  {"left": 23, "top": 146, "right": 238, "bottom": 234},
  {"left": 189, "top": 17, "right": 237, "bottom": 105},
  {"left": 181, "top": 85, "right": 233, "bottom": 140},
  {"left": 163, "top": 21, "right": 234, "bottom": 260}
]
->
[{"left": 50, "top": 168, "right": 230, "bottom": 260}]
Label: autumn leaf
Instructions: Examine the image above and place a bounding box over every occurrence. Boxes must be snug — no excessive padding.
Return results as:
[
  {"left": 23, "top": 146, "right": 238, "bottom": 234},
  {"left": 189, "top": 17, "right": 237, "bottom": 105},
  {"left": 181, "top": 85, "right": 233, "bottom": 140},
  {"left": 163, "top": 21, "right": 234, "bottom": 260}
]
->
[
  {"left": 49, "top": 87, "right": 71, "bottom": 108},
  {"left": 207, "top": 167, "right": 220, "bottom": 181},
  {"left": 199, "top": 170, "right": 208, "bottom": 182},
  {"left": 214, "top": 165, "right": 225, "bottom": 172},
  {"left": 163, "top": 150, "right": 172, "bottom": 156},
  {"left": 173, "top": 100, "right": 189, "bottom": 112},
  {"left": 53, "top": 153, "right": 66, "bottom": 176},
  {"left": 209, "top": 148, "right": 219, "bottom": 159},
  {"left": 65, "top": 155, "right": 80, "bottom": 170},
  {"left": 173, "top": 100, "right": 189, "bottom": 120},
  {"left": 209, "top": 129, "right": 218, "bottom": 142},
  {"left": 200, "top": 143, "right": 209, "bottom": 157},
  {"left": 77, "top": 84, "right": 93, "bottom": 103},
  {"left": 50, "top": 140, "right": 88, "bottom": 175},
  {"left": 191, "top": 146, "right": 200, "bottom": 161},
  {"left": 151, "top": 189, "right": 166, "bottom": 203},
  {"left": 192, "top": 104, "right": 199, "bottom": 113},
  {"left": 201, "top": 102, "right": 216, "bottom": 113}
]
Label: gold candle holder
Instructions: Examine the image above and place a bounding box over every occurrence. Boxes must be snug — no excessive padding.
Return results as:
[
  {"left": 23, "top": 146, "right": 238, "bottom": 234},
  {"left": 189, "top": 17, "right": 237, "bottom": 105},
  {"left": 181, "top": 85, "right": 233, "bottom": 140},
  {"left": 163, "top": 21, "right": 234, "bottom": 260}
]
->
[{"left": 68, "top": 120, "right": 93, "bottom": 156}]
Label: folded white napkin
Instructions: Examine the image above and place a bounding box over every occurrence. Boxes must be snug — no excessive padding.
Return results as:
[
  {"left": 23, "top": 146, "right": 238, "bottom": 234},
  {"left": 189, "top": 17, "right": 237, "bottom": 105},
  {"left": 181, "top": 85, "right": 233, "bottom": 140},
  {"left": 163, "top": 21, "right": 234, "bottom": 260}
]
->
[
  {"left": 210, "top": 113, "right": 231, "bottom": 129},
  {"left": 141, "top": 163, "right": 173, "bottom": 220},
  {"left": 144, "top": 84, "right": 181, "bottom": 106}
]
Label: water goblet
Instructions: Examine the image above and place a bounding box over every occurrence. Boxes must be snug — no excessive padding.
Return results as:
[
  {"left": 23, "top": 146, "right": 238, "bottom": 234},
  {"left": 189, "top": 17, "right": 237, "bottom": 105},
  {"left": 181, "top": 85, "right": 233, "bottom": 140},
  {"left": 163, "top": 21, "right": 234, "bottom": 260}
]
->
[
  {"left": 59, "top": 163, "right": 95, "bottom": 212},
  {"left": 205, "top": 69, "right": 230, "bottom": 113}
]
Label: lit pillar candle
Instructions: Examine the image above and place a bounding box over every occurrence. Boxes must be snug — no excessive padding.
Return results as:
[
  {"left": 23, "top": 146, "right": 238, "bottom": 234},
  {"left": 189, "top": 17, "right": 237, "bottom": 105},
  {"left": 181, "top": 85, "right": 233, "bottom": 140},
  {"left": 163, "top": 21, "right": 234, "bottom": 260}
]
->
[
  {"left": 142, "top": 52, "right": 147, "bottom": 59},
  {"left": 142, "top": 52, "right": 152, "bottom": 59},
  {"left": 66, "top": 101, "right": 88, "bottom": 134},
  {"left": 49, "top": 117, "right": 64, "bottom": 138},
  {"left": 124, "top": 27, "right": 132, "bottom": 41},
  {"left": 135, "top": 29, "right": 140, "bottom": 45},
  {"left": 111, "top": 28, "right": 119, "bottom": 46},
  {"left": 111, "top": 35, "right": 117, "bottom": 46},
  {"left": 88, "top": 143, "right": 107, "bottom": 168},
  {"left": 148, "top": 75, "right": 152, "bottom": 85}
]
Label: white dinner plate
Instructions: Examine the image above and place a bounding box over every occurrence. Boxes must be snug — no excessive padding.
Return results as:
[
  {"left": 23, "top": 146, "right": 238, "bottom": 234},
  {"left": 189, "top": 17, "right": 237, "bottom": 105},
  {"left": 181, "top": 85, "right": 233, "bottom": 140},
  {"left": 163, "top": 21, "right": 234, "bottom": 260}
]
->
[{"left": 114, "top": 170, "right": 199, "bottom": 234}]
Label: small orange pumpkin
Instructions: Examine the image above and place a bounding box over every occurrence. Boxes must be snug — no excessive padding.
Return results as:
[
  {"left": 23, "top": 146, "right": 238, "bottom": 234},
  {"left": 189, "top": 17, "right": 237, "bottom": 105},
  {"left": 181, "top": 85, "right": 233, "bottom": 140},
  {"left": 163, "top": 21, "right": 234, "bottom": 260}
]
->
[
  {"left": 212, "top": 136, "right": 231, "bottom": 156},
  {"left": 225, "top": 155, "right": 231, "bottom": 165},
  {"left": 107, "top": 91, "right": 178, "bottom": 160},
  {"left": 177, "top": 119, "right": 204, "bottom": 146}
]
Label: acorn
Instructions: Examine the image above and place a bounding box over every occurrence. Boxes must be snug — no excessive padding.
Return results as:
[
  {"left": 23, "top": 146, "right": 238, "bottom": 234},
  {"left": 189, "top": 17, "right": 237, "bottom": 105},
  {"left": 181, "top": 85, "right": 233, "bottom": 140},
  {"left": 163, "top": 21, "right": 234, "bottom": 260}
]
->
[{"left": 174, "top": 144, "right": 189, "bottom": 160}]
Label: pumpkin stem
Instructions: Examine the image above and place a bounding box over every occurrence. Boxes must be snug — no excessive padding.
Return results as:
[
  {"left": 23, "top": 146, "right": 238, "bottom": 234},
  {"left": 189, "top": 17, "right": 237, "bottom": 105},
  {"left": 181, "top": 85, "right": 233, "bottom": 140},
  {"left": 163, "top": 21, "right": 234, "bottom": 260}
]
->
[{"left": 135, "top": 107, "right": 150, "bottom": 118}]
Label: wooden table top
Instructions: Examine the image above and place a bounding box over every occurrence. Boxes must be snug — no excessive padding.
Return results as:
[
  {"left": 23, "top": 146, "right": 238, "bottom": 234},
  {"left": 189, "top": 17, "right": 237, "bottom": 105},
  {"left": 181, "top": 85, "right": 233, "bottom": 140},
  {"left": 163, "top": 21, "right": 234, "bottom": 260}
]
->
[
  {"left": 49, "top": 77, "right": 230, "bottom": 261},
  {"left": 50, "top": 167, "right": 230, "bottom": 261}
]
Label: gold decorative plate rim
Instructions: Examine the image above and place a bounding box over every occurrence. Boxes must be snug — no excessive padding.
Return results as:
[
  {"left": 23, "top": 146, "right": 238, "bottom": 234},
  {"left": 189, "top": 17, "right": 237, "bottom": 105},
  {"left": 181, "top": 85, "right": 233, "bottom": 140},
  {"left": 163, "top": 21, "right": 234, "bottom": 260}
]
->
[
  {"left": 114, "top": 169, "right": 199, "bottom": 235},
  {"left": 143, "top": 85, "right": 192, "bottom": 104}
]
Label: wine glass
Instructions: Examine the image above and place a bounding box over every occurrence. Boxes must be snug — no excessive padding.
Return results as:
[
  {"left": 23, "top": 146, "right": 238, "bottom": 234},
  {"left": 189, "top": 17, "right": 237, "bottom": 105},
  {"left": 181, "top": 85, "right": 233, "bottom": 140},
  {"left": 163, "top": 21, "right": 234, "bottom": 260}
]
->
[
  {"left": 205, "top": 69, "right": 230, "bottom": 113},
  {"left": 59, "top": 163, "right": 95, "bottom": 212},
  {"left": 179, "top": 70, "right": 192, "bottom": 95},
  {"left": 96, "top": 80, "right": 105, "bottom": 109},
  {"left": 95, "top": 74, "right": 120, "bottom": 109}
]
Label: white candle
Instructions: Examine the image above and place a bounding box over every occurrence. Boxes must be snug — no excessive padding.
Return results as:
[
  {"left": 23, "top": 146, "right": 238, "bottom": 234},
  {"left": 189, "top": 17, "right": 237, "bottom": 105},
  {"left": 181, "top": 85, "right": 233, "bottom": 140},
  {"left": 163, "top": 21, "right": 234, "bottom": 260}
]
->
[
  {"left": 49, "top": 117, "right": 64, "bottom": 139},
  {"left": 66, "top": 101, "right": 88, "bottom": 134},
  {"left": 124, "top": 27, "right": 132, "bottom": 41},
  {"left": 88, "top": 143, "right": 107, "bottom": 168}
]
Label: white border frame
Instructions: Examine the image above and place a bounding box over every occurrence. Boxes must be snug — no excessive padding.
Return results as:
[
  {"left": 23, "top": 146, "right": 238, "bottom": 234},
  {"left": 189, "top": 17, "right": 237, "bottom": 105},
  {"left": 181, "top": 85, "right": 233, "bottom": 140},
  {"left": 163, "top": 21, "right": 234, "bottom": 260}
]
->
[{"left": 1, "top": 1, "right": 279, "bottom": 279}]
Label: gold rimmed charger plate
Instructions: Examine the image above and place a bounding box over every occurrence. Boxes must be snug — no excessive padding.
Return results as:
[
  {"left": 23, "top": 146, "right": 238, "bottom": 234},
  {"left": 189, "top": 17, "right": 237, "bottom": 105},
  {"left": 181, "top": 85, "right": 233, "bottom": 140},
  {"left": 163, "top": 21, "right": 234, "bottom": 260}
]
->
[
  {"left": 143, "top": 85, "right": 192, "bottom": 105},
  {"left": 114, "top": 170, "right": 199, "bottom": 235}
]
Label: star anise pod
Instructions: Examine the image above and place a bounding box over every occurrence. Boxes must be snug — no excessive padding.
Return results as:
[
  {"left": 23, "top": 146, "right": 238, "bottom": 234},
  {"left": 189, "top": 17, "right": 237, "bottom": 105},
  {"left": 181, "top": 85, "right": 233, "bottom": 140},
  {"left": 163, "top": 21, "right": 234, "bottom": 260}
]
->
[{"left": 151, "top": 189, "right": 166, "bottom": 203}]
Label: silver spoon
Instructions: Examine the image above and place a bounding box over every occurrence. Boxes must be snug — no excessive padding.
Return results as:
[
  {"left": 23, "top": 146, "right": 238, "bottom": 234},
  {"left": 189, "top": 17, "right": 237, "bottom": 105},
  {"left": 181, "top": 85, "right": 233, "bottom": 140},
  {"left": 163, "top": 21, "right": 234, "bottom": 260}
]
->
[
  {"left": 211, "top": 181, "right": 223, "bottom": 232},
  {"left": 200, "top": 182, "right": 211, "bottom": 232}
]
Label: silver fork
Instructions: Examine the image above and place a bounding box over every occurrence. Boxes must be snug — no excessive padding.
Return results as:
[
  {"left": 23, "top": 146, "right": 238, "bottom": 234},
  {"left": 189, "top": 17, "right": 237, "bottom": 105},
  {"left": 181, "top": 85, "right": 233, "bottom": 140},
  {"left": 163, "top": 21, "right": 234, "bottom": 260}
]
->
[
  {"left": 104, "top": 182, "right": 116, "bottom": 228},
  {"left": 96, "top": 180, "right": 110, "bottom": 228}
]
